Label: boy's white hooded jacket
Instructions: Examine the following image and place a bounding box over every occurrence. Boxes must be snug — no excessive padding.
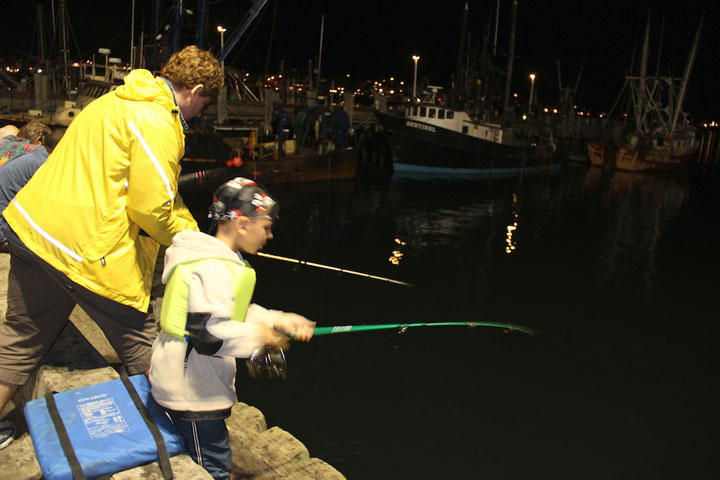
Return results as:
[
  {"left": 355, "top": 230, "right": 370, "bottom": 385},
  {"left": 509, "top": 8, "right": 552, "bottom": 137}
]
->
[{"left": 149, "top": 229, "right": 282, "bottom": 415}]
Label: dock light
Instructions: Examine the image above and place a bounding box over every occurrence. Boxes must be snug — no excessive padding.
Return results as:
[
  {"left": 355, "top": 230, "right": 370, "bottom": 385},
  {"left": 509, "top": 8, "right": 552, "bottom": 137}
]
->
[
  {"left": 217, "top": 25, "right": 227, "bottom": 72},
  {"left": 412, "top": 55, "right": 420, "bottom": 99},
  {"left": 528, "top": 73, "right": 536, "bottom": 116}
]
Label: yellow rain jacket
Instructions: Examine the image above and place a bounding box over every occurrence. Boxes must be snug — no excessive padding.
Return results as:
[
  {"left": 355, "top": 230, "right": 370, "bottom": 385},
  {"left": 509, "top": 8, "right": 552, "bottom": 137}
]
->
[{"left": 3, "top": 69, "right": 199, "bottom": 312}]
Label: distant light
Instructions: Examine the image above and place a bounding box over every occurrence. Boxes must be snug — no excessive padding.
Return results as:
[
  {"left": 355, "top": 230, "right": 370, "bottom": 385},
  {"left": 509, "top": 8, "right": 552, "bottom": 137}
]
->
[
  {"left": 217, "top": 25, "right": 227, "bottom": 33},
  {"left": 529, "top": 73, "right": 536, "bottom": 80}
]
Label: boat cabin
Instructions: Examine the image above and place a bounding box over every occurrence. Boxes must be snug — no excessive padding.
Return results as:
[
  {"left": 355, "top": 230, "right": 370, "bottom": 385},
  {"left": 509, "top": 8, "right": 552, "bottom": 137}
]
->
[{"left": 405, "top": 104, "right": 505, "bottom": 145}]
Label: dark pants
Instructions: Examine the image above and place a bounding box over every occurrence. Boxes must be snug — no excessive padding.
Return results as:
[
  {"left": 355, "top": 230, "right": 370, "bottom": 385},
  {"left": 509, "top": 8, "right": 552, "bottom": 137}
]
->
[
  {"left": 0, "top": 242, "right": 155, "bottom": 385},
  {"left": 168, "top": 414, "right": 232, "bottom": 480}
]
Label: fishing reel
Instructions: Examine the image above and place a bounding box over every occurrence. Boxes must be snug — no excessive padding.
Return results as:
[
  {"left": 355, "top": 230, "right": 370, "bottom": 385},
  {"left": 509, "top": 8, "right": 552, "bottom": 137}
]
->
[{"left": 246, "top": 345, "right": 288, "bottom": 380}]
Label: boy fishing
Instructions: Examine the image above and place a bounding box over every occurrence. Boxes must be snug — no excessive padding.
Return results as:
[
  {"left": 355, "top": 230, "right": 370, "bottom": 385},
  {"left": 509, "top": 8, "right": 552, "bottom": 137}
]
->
[{"left": 149, "top": 177, "right": 315, "bottom": 479}]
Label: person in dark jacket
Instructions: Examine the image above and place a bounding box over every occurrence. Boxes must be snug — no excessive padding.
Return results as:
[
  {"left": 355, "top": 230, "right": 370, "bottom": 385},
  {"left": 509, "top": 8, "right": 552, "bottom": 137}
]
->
[{"left": 0, "top": 121, "right": 65, "bottom": 252}]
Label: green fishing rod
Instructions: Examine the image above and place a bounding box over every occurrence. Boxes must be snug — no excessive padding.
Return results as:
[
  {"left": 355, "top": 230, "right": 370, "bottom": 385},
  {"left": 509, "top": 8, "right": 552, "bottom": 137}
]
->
[
  {"left": 310, "top": 321, "right": 540, "bottom": 337},
  {"left": 249, "top": 321, "right": 540, "bottom": 378}
]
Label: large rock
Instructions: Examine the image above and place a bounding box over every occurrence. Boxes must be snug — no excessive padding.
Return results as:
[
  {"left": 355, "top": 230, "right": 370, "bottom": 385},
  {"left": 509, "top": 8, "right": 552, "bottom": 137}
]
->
[{"left": 0, "top": 252, "right": 345, "bottom": 479}]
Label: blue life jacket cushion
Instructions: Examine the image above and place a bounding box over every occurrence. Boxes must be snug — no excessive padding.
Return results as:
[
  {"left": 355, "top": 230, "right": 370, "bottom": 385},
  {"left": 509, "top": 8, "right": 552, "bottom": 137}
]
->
[{"left": 23, "top": 374, "right": 186, "bottom": 480}]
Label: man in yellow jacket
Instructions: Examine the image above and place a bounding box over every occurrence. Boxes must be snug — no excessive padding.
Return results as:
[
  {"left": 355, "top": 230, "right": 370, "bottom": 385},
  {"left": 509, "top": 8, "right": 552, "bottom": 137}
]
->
[{"left": 0, "top": 45, "right": 223, "bottom": 449}]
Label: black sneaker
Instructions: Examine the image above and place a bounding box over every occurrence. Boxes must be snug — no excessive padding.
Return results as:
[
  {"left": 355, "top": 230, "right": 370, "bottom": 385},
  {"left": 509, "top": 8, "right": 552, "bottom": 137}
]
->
[{"left": 0, "top": 420, "right": 15, "bottom": 449}]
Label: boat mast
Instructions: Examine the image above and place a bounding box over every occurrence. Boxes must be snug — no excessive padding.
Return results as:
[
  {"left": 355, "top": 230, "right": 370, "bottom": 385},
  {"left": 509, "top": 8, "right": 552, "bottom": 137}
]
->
[
  {"left": 670, "top": 15, "right": 703, "bottom": 133},
  {"left": 502, "top": 0, "right": 518, "bottom": 116},
  {"left": 130, "top": 0, "right": 135, "bottom": 68},
  {"left": 58, "top": 0, "right": 71, "bottom": 96},
  {"left": 316, "top": 14, "right": 324, "bottom": 91},
  {"left": 635, "top": 13, "right": 650, "bottom": 133},
  {"left": 493, "top": 0, "right": 500, "bottom": 55},
  {"left": 454, "top": 2, "right": 469, "bottom": 106},
  {"left": 654, "top": 17, "right": 665, "bottom": 75}
]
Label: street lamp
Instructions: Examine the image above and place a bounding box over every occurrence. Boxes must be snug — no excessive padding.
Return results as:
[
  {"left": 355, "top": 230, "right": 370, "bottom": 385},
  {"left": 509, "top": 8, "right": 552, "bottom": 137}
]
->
[
  {"left": 217, "top": 25, "right": 227, "bottom": 73},
  {"left": 412, "top": 55, "right": 420, "bottom": 100},
  {"left": 528, "top": 73, "right": 536, "bottom": 116}
]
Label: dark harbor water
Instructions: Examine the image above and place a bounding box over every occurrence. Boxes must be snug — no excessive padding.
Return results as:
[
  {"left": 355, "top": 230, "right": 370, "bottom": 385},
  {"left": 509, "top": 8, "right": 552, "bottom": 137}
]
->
[{"left": 184, "top": 154, "right": 719, "bottom": 479}]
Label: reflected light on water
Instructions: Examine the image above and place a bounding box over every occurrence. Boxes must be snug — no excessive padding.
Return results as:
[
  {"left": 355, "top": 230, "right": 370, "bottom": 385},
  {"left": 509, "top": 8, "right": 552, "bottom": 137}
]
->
[
  {"left": 389, "top": 237, "right": 407, "bottom": 265},
  {"left": 389, "top": 250, "right": 403, "bottom": 265},
  {"left": 505, "top": 194, "right": 519, "bottom": 254},
  {"left": 505, "top": 218, "right": 518, "bottom": 253}
]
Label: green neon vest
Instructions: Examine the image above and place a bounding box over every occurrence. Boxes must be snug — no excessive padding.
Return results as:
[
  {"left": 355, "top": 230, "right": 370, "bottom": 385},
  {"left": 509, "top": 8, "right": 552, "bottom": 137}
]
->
[{"left": 159, "top": 258, "right": 256, "bottom": 340}]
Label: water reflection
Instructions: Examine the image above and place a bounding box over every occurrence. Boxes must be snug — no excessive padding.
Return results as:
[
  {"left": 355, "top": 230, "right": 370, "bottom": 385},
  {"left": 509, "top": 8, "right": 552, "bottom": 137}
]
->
[
  {"left": 582, "top": 166, "right": 689, "bottom": 294},
  {"left": 696, "top": 127, "right": 720, "bottom": 170},
  {"left": 232, "top": 163, "right": 718, "bottom": 479}
]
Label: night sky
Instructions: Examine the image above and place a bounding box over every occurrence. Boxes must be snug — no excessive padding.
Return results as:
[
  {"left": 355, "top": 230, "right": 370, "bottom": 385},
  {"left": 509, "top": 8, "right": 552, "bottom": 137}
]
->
[{"left": 3, "top": 0, "right": 719, "bottom": 120}]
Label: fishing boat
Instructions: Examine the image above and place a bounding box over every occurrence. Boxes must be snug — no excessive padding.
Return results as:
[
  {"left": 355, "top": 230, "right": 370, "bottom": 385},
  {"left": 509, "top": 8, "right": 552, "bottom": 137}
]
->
[
  {"left": 181, "top": 128, "right": 358, "bottom": 187},
  {"left": 375, "top": 105, "right": 556, "bottom": 180},
  {"left": 374, "top": 2, "right": 558, "bottom": 180},
  {"left": 587, "top": 15, "right": 703, "bottom": 172}
]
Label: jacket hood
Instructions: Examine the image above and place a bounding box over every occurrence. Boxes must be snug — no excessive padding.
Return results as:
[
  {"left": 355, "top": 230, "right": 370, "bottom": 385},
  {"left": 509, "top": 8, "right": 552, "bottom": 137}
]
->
[
  {"left": 114, "top": 69, "right": 174, "bottom": 108},
  {"left": 163, "top": 230, "right": 243, "bottom": 283}
]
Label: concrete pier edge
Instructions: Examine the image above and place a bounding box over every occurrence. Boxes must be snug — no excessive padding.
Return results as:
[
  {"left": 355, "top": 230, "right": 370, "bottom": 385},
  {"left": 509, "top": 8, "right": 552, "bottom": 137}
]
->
[{"left": 0, "top": 253, "right": 345, "bottom": 479}]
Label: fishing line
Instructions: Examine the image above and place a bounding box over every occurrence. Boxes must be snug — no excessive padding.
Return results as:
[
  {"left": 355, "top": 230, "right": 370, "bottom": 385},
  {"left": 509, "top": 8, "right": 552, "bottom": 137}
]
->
[
  {"left": 290, "top": 329, "right": 400, "bottom": 373},
  {"left": 177, "top": 169, "right": 413, "bottom": 287}
]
